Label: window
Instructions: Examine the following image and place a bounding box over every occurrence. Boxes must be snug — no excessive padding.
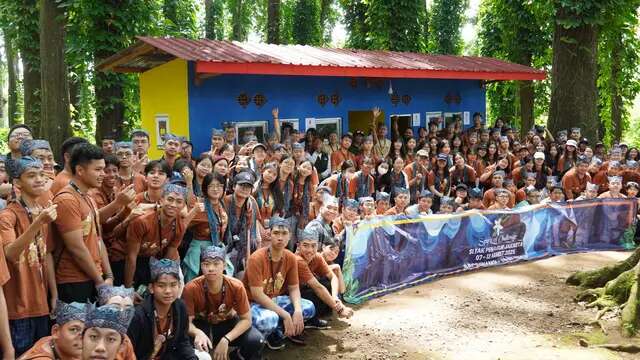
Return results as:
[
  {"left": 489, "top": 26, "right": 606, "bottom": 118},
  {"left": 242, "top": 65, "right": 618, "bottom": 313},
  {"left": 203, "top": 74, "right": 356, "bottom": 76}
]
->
[
  {"left": 235, "top": 121, "right": 268, "bottom": 145},
  {"left": 314, "top": 117, "right": 342, "bottom": 139}
]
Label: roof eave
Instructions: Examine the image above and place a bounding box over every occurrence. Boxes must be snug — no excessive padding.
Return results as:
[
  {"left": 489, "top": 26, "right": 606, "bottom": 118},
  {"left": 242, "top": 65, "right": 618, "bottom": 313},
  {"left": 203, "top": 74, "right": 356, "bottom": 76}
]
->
[{"left": 195, "top": 61, "right": 547, "bottom": 81}]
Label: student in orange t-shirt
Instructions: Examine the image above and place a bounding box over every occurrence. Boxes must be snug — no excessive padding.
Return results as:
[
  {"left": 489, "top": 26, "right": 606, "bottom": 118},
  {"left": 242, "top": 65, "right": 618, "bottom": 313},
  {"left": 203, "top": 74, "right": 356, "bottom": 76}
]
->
[
  {"left": 50, "top": 137, "right": 88, "bottom": 196},
  {"left": 0, "top": 157, "right": 58, "bottom": 356},
  {"left": 375, "top": 191, "right": 391, "bottom": 215},
  {"left": 113, "top": 142, "right": 147, "bottom": 193},
  {"left": 561, "top": 155, "right": 591, "bottom": 200},
  {"left": 296, "top": 230, "right": 353, "bottom": 328},
  {"left": 19, "top": 301, "right": 87, "bottom": 360},
  {"left": 242, "top": 217, "right": 315, "bottom": 350},
  {"left": 330, "top": 134, "right": 357, "bottom": 171},
  {"left": 183, "top": 246, "right": 264, "bottom": 360},
  {"left": 82, "top": 303, "right": 134, "bottom": 360},
  {"left": 49, "top": 143, "right": 135, "bottom": 304}
]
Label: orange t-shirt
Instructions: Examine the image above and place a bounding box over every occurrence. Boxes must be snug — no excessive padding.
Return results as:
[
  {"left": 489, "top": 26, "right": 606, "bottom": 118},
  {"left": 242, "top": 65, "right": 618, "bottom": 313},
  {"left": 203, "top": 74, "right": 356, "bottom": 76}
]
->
[
  {"left": 126, "top": 209, "right": 186, "bottom": 258},
  {"left": 183, "top": 275, "right": 250, "bottom": 324},
  {"left": 561, "top": 168, "right": 591, "bottom": 200},
  {"left": 296, "top": 253, "right": 331, "bottom": 285},
  {"left": 242, "top": 247, "right": 299, "bottom": 300},
  {"left": 116, "top": 335, "right": 136, "bottom": 360},
  {"left": 482, "top": 188, "right": 515, "bottom": 209},
  {"left": 49, "top": 185, "right": 103, "bottom": 284},
  {"left": 0, "top": 203, "right": 50, "bottom": 319},
  {"left": 18, "top": 336, "right": 54, "bottom": 359},
  {"left": 0, "top": 239, "right": 8, "bottom": 286},
  {"left": 330, "top": 149, "right": 357, "bottom": 170},
  {"left": 116, "top": 173, "right": 147, "bottom": 193},
  {"left": 188, "top": 203, "right": 228, "bottom": 241},
  {"left": 50, "top": 170, "right": 72, "bottom": 196}
]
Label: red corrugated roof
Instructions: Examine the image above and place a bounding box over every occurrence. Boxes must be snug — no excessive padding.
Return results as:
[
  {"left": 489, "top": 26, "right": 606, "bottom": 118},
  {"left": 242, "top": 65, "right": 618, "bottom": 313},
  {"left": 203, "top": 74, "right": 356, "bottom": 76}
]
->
[{"left": 98, "top": 36, "right": 546, "bottom": 81}]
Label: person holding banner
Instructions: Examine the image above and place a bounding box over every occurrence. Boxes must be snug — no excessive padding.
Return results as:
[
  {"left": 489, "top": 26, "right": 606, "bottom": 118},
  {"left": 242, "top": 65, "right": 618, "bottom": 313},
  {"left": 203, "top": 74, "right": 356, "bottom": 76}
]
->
[
  {"left": 375, "top": 191, "right": 391, "bottom": 215},
  {"left": 561, "top": 155, "right": 591, "bottom": 200},
  {"left": 598, "top": 176, "right": 626, "bottom": 199},
  {"left": 385, "top": 187, "right": 410, "bottom": 215}
]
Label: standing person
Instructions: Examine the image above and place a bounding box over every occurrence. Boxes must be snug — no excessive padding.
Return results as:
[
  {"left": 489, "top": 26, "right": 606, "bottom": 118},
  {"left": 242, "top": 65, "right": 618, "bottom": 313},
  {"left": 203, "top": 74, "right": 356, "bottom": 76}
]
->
[
  {"left": 50, "top": 137, "right": 89, "bottom": 195},
  {"left": 322, "top": 161, "right": 355, "bottom": 206},
  {"left": 224, "top": 172, "right": 260, "bottom": 276},
  {"left": 0, "top": 230, "right": 13, "bottom": 359},
  {"left": 348, "top": 158, "right": 375, "bottom": 200},
  {"left": 102, "top": 137, "right": 116, "bottom": 156},
  {"left": 19, "top": 139, "right": 56, "bottom": 189},
  {"left": 330, "top": 134, "right": 357, "bottom": 171},
  {"left": 6, "top": 124, "right": 33, "bottom": 161},
  {"left": 128, "top": 258, "right": 199, "bottom": 360},
  {"left": 114, "top": 142, "right": 146, "bottom": 193},
  {"left": 184, "top": 247, "right": 265, "bottom": 360},
  {"left": 185, "top": 173, "right": 230, "bottom": 282},
  {"left": 242, "top": 218, "right": 315, "bottom": 350},
  {"left": 404, "top": 150, "right": 430, "bottom": 202},
  {"left": 82, "top": 304, "right": 135, "bottom": 360},
  {"left": 291, "top": 161, "right": 316, "bottom": 244},
  {"left": 125, "top": 183, "right": 192, "bottom": 289},
  {"left": 130, "top": 129, "right": 150, "bottom": 174},
  {"left": 18, "top": 302, "right": 87, "bottom": 360},
  {"left": 135, "top": 160, "right": 172, "bottom": 205},
  {"left": 161, "top": 134, "right": 182, "bottom": 169},
  {"left": 49, "top": 143, "right": 133, "bottom": 303},
  {"left": 0, "top": 157, "right": 58, "bottom": 356}
]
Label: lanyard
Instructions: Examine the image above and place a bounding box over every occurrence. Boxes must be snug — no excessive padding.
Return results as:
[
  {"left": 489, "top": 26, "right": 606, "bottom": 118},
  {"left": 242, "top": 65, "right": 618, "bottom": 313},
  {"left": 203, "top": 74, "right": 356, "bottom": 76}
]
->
[
  {"left": 267, "top": 248, "right": 281, "bottom": 297},
  {"left": 69, "top": 181, "right": 101, "bottom": 239},
  {"left": 202, "top": 278, "right": 227, "bottom": 322},
  {"left": 157, "top": 207, "right": 176, "bottom": 251},
  {"left": 17, "top": 198, "right": 44, "bottom": 270}
]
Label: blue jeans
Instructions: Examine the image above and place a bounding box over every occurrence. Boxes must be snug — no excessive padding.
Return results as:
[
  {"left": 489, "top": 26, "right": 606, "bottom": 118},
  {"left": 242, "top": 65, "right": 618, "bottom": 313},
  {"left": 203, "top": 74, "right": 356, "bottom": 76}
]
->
[
  {"left": 250, "top": 296, "right": 315, "bottom": 336},
  {"left": 10, "top": 315, "right": 50, "bottom": 356}
]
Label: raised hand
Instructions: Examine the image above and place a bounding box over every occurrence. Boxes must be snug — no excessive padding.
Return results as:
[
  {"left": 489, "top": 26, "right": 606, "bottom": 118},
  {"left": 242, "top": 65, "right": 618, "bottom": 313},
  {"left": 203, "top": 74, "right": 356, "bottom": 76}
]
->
[
  {"left": 115, "top": 184, "right": 136, "bottom": 206},
  {"left": 35, "top": 202, "right": 58, "bottom": 225},
  {"left": 272, "top": 107, "right": 279, "bottom": 119}
]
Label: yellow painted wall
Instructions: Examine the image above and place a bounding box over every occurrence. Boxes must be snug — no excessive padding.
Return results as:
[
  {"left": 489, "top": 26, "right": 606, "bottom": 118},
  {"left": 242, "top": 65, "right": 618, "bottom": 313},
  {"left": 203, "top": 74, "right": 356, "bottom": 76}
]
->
[{"left": 140, "top": 59, "right": 189, "bottom": 159}]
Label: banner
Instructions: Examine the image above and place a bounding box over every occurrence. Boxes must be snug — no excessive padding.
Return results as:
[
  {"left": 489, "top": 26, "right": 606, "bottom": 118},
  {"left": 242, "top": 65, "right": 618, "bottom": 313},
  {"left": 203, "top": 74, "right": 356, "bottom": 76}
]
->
[{"left": 342, "top": 199, "right": 638, "bottom": 304}]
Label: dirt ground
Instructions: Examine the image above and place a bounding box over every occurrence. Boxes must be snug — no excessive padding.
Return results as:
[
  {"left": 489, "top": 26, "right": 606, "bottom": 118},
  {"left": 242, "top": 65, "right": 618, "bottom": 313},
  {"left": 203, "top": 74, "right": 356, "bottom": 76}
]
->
[{"left": 270, "top": 251, "right": 640, "bottom": 360}]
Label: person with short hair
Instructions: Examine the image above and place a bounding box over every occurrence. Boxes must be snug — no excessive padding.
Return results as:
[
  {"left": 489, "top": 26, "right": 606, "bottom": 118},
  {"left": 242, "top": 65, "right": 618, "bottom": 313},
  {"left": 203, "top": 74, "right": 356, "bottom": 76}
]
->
[
  {"left": 358, "top": 196, "right": 376, "bottom": 219},
  {"left": 20, "top": 139, "right": 56, "bottom": 186},
  {"left": 50, "top": 137, "right": 89, "bottom": 195},
  {"left": 575, "top": 182, "right": 599, "bottom": 201},
  {"left": 96, "top": 285, "right": 136, "bottom": 360},
  {"left": 385, "top": 187, "right": 410, "bottom": 215},
  {"left": 405, "top": 190, "right": 433, "bottom": 216},
  {"left": 467, "top": 187, "right": 485, "bottom": 210},
  {"left": 330, "top": 134, "right": 357, "bottom": 171},
  {"left": 128, "top": 258, "right": 198, "bottom": 360},
  {"left": 82, "top": 304, "right": 134, "bottom": 360},
  {"left": 183, "top": 246, "right": 265, "bottom": 360},
  {"left": 162, "top": 134, "right": 182, "bottom": 169},
  {"left": 487, "top": 189, "right": 511, "bottom": 210},
  {"left": 561, "top": 155, "right": 591, "bottom": 200},
  {"left": 375, "top": 191, "right": 391, "bottom": 215},
  {"left": 482, "top": 170, "right": 515, "bottom": 208},
  {"left": 242, "top": 218, "right": 315, "bottom": 350},
  {"left": 18, "top": 302, "right": 87, "bottom": 360},
  {"left": 6, "top": 124, "right": 33, "bottom": 162},
  {"left": 113, "top": 142, "right": 147, "bottom": 193},
  {"left": 348, "top": 157, "right": 375, "bottom": 200},
  {"left": 598, "top": 176, "right": 626, "bottom": 199},
  {"left": 0, "top": 157, "right": 58, "bottom": 356},
  {"left": 102, "top": 138, "right": 116, "bottom": 156},
  {"left": 305, "top": 195, "right": 339, "bottom": 248}
]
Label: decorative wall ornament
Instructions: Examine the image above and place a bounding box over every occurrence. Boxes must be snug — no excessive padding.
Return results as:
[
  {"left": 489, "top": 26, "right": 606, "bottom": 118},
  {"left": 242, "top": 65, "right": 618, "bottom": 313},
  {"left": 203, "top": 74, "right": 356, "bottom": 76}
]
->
[
  {"left": 444, "top": 91, "right": 462, "bottom": 105},
  {"left": 402, "top": 95, "right": 412, "bottom": 105},
  {"left": 253, "top": 94, "right": 266, "bottom": 107},
  {"left": 390, "top": 94, "right": 400, "bottom": 106},
  {"left": 237, "top": 93, "right": 250, "bottom": 108},
  {"left": 330, "top": 93, "right": 341, "bottom": 106},
  {"left": 349, "top": 78, "right": 358, "bottom": 88},
  {"left": 317, "top": 94, "right": 328, "bottom": 107}
]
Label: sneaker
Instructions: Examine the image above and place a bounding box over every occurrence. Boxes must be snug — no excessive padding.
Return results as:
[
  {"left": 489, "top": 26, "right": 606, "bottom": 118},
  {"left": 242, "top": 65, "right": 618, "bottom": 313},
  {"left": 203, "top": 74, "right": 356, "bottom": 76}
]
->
[
  {"left": 266, "top": 333, "right": 286, "bottom": 350},
  {"left": 305, "top": 317, "right": 330, "bottom": 330},
  {"left": 287, "top": 333, "right": 306, "bottom": 346}
]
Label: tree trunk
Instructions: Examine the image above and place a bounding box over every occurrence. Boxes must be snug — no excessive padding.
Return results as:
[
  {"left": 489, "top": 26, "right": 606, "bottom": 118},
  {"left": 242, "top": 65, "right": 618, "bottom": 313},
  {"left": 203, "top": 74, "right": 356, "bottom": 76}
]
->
[
  {"left": 610, "top": 34, "right": 623, "bottom": 143},
  {"left": 548, "top": 8, "right": 599, "bottom": 142},
  {"left": 267, "top": 0, "right": 281, "bottom": 44},
  {"left": 231, "top": 0, "right": 247, "bottom": 41},
  {"left": 4, "top": 32, "right": 19, "bottom": 127},
  {"left": 319, "top": 0, "right": 332, "bottom": 43},
  {"left": 94, "top": 72, "right": 125, "bottom": 144},
  {"left": 22, "top": 56, "right": 41, "bottom": 138},
  {"left": 204, "top": 0, "right": 223, "bottom": 40},
  {"left": 39, "top": 0, "right": 71, "bottom": 155}
]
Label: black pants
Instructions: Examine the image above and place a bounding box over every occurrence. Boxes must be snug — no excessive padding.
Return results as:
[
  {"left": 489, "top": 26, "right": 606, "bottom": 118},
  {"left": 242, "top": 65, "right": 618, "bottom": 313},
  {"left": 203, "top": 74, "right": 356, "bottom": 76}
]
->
[
  {"left": 193, "top": 317, "right": 264, "bottom": 360},
  {"left": 58, "top": 280, "right": 96, "bottom": 303},
  {"left": 134, "top": 256, "right": 151, "bottom": 289},
  {"left": 301, "top": 276, "right": 332, "bottom": 318},
  {"left": 111, "top": 260, "right": 125, "bottom": 286}
]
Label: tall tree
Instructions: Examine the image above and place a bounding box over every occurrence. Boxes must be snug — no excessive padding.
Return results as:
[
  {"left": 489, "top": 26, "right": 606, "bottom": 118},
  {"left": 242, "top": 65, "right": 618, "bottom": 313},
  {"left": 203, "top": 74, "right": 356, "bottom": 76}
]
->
[
  {"left": 292, "top": 0, "right": 322, "bottom": 45},
  {"left": 229, "top": 0, "right": 252, "bottom": 41},
  {"left": 39, "top": 0, "right": 71, "bottom": 153},
  {"left": 477, "top": 0, "right": 551, "bottom": 132},
  {"left": 341, "top": 0, "right": 370, "bottom": 49},
  {"left": 548, "top": 1, "right": 613, "bottom": 142},
  {"left": 428, "top": 0, "right": 468, "bottom": 55},
  {"left": 596, "top": 0, "right": 640, "bottom": 144},
  {"left": 319, "top": 0, "right": 337, "bottom": 44},
  {"left": 267, "top": 0, "right": 281, "bottom": 43},
  {"left": 205, "top": 0, "right": 225, "bottom": 40},
  {"left": 163, "top": 0, "right": 198, "bottom": 38},
  {"left": 3, "top": 32, "right": 19, "bottom": 126},
  {"left": 366, "top": 0, "right": 426, "bottom": 52}
]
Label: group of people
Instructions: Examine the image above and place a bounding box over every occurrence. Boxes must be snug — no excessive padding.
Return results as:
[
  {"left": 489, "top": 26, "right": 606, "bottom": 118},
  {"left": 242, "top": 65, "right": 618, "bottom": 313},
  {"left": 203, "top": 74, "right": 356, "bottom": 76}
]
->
[{"left": 0, "top": 106, "right": 639, "bottom": 360}]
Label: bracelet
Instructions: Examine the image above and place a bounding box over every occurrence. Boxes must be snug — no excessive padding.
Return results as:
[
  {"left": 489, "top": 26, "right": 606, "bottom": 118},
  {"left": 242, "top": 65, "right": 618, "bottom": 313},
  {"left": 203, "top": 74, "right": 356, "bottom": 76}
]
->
[
  {"left": 223, "top": 335, "right": 231, "bottom": 344},
  {"left": 104, "top": 273, "right": 114, "bottom": 280}
]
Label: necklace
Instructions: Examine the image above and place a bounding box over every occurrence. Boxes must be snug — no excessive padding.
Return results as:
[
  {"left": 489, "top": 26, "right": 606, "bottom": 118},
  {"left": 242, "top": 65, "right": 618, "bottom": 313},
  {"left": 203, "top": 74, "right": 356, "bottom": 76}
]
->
[{"left": 69, "top": 181, "right": 101, "bottom": 239}]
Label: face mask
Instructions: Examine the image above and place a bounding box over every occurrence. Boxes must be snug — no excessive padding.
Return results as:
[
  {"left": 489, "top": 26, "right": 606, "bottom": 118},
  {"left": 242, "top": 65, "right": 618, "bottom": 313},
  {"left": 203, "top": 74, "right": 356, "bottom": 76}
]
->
[{"left": 377, "top": 166, "right": 388, "bottom": 175}]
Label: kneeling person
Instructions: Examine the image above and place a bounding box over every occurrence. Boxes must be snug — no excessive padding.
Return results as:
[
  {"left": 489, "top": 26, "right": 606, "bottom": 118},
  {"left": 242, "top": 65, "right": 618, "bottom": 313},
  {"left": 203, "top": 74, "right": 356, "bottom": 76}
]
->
[
  {"left": 183, "top": 246, "right": 264, "bottom": 360},
  {"left": 297, "top": 230, "right": 354, "bottom": 329},
  {"left": 82, "top": 304, "right": 134, "bottom": 360}
]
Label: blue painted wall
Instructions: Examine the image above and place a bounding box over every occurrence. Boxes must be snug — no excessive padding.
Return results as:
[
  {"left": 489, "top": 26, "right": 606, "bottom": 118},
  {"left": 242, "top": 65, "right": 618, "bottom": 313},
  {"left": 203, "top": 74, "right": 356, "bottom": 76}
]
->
[{"left": 187, "top": 62, "right": 486, "bottom": 155}]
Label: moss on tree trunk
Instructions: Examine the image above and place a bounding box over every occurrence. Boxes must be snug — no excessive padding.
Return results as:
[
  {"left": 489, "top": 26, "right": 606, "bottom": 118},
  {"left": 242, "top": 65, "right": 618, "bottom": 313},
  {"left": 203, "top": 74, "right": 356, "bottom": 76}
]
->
[{"left": 568, "top": 248, "right": 640, "bottom": 336}]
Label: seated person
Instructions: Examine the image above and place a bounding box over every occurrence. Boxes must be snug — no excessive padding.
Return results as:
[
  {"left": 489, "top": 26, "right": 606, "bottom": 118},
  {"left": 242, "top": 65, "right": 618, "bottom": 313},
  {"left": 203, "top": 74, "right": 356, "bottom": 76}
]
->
[
  {"left": 96, "top": 285, "right": 137, "bottom": 360},
  {"left": 296, "top": 229, "right": 354, "bottom": 329},
  {"left": 183, "top": 246, "right": 264, "bottom": 360},
  {"left": 128, "top": 258, "right": 199, "bottom": 360},
  {"left": 405, "top": 190, "right": 434, "bottom": 216},
  {"left": 242, "top": 217, "right": 315, "bottom": 350},
  {"left": 375, "top": 191, "right": 390, "bottom": 215},
  {"left": 19, "top": 302, "right": 87, "bottom": 360},
  {"left": 82, "top": 304, "right": 134, "bottom": 360}
]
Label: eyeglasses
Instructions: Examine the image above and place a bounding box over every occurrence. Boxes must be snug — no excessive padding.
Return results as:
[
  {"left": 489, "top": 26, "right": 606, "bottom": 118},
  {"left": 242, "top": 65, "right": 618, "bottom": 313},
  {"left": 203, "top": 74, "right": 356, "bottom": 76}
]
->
[
  {"left": 116, "top": 152, "right": 133, "bottom": 158},
  {"left": 10, "top": 132, "right": 32, "bottom": 140},
  {"left": 209, "top": 184, "right": 224, "bottom": 190}
]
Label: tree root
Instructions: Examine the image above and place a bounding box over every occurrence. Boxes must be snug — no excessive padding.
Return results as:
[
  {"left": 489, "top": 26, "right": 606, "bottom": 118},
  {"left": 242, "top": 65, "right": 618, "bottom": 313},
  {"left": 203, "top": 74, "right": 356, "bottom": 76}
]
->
[
  {"left": 579, "top": 339, "right": 640, "bottom": 353},
  {"left": 567, "top": 248, "right": 640, "bottom": 288},
  {"left": 620, "top": 263, "right": 640, "bottom": 337}
]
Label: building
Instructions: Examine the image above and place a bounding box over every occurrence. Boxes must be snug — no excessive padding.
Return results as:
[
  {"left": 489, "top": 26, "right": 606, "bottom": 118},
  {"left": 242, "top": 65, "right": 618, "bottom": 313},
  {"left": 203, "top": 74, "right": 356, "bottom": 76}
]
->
[{"left": 98, "top": 37, "right": 545, "bottom": 158}]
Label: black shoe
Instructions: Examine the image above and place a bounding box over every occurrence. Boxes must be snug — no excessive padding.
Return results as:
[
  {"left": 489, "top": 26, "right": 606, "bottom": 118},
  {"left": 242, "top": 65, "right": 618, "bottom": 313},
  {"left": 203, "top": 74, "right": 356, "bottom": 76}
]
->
[
  {"left": 266, "top": 333, "right": 286, "bottom": 350},
  {"left": 287, "top": 334, "right": 306, "bottom": 346},
  {"left": 305, "top": 317, "right": 330, "bottom": 330}
]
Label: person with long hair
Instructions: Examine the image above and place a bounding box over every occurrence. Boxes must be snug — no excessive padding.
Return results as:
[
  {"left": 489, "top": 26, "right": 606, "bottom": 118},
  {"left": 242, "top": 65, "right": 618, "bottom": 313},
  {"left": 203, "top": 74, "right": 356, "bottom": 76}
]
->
[
  {"left": 449, "top": 152, "right": 477, "bottom": 188},
  {"left": 380, "top": 157, "right": 409, "bottom": 198},
  {"left": 557, "top": 140, "right": 578, "bottom": 175},
  {"left": 428, "top": 154, "right": 451, "bottom": 210},
  {"left": 291, "top": 160, "right": 316, "bottom": 245},
  {"left": 404, "top": 137, "right": 417, "bottom": 164},
  {"left": 254, "top": 162, "right": 284, "bottom": 248},
  {"left": 193, "top": 155, "right": 213, "bottom": 197},
  {"left": 277, "top": 155, "right": 296, "bottom": 219},
  {"left": 387, "top": 138, "right": 406, "bottom": 163},
  {"left": 185, "top": 173, "right": 229, "bottom": 282},
  {"left": 321, "top": 160, "right": 356, "bottom": 206}
]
